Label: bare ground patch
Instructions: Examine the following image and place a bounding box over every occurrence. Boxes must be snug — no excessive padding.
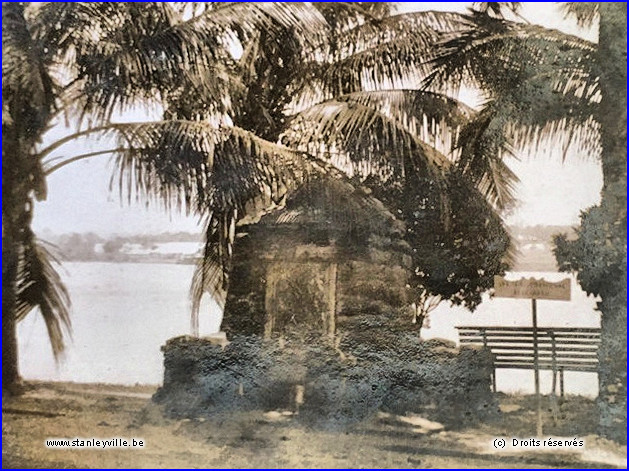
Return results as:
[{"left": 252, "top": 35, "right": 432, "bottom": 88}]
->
[{"left": 2, "top": 382, "right": 625, "bottom": 469}]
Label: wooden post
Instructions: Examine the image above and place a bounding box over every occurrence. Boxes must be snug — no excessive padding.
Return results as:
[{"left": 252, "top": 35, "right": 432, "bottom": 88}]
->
[
  {"left": 560, "top": 367, "right": 565, "bottom": 399},
  {"left": 482, "top": 329, "right": 496, "bottom": 393},
  {"left": 550, "top": 331, "right": 558, "bottom": 397},
  {"left": 532, "top": 298, "right": 542, "bottom": 436}
]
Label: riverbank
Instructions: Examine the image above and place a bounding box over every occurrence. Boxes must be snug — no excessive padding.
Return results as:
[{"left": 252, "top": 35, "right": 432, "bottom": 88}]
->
[{"left": 2, "top": 381, "right": 625, "bottom": 468}]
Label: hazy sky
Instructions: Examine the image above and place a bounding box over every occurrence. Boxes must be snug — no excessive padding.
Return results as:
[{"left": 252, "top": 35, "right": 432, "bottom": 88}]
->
[{"left": 32, "top": 2, "right": 602, "bottom": 237}]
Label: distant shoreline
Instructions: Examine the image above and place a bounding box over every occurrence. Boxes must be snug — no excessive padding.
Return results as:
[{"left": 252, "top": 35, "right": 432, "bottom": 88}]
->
[
  {"left": 45, "top": 225, "right": 571, "bottom": 271},
  {"left": 59, "top": 258, "right": 197, "bottom": 266},
  {"left": 59, "top": 258, "right": 560, "bottom": 272}
]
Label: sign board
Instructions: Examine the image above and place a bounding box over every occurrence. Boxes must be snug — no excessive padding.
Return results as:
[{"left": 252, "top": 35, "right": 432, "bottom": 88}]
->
[
  {"left": 492, "top": 275, "right": 571, "bottom": 436},
  {"left": 493, "top": 276, "right": 571, "bottom": 301}
]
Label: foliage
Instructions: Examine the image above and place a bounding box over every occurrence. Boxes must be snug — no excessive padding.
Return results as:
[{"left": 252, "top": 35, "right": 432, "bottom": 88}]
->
[
  {"left": 434, "top": 1, "right": 624, "bottom": 442},
  {"left": 187, "top": 5, "right": 520, "bottom": 328},
  {"left": 14, "top": 230, "right": 71, "bottom": 358},
  {"left": 553, "top": 199, "right": 626, "bottom": 300},
  {"left": 3, "top": 2, "right": 68, "bottom": 366},
  {"left": 424, "top": 7, "right": 600, "bottom": 166},
  {"left": 366, "top": 169, "right": 512, "bottom": 327}
]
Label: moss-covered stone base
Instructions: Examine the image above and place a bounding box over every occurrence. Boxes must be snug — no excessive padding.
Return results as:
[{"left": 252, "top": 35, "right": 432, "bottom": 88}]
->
[{"left": 154, "top": 332, "right": 497, "bottom": 429}]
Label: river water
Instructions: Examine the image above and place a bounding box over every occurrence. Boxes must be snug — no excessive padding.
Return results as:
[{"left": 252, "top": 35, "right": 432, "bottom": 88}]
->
[{"left": 17, "top": 262, "right": 600, "bottom": 396}]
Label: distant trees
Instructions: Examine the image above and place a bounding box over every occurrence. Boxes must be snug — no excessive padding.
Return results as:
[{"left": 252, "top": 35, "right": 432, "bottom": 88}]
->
[
  {"left": 101, "top": 239, "right": 124, "bottom": 255},
  {"left": 56, "top": 233, "right": 101, "bottom": 260},
  {"left": 47, "top": 232, "right": 202, "bottom": 262}
]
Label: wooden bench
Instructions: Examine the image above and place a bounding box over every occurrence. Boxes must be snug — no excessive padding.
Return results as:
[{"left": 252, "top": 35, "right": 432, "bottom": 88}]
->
[{"left": 456, "top": 326, "right": 600, "bottom": 396}]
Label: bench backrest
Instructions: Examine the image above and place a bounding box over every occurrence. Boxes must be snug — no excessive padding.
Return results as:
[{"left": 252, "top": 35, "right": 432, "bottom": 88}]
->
[{"left": 456, "top": 326, "right": 600, "bottom": 372}]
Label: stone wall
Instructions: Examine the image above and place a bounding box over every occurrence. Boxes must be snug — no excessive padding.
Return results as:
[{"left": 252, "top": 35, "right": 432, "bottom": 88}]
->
[
  {"left": 154, "top": 334, "right": 497, "bottom": 429},
  {"left": 221, "top": 223, "right": 412, "bottom": 339}
]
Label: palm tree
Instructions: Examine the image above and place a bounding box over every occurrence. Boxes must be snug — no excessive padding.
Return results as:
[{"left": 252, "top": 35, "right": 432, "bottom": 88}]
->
[
  {"left": 556, "top": 2, "right": 626, "bottom": 443},
  {"left": 183, "top": 3, "right": 516, "bottom": 333},
  {"left": 3, "top": 2, "right": 516, "bottom": 397},
  {"left": 2, "top": 1, "right": 330, "bottom": 394},
  {"left": 424, "top": 2, "right": 626, "bottom": 441}
]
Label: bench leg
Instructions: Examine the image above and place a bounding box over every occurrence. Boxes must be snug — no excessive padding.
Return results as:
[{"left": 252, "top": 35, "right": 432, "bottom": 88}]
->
[
  {"left": 492, "top": 370, "right": 497, "bottom": 393},
  {"left": 559, "top": 368, "right": 565, "bottom": 399},
  {"left": 551, "top": 368, "right": 557, "bottom": 397},
  {"left": 549, "top": 392, "right": 560, "bottom": 424}
]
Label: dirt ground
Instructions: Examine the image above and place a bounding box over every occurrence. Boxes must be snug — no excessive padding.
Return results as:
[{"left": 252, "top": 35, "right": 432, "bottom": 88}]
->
[{"left": 2, "top": 382, "right": 626, "bottom": 469}]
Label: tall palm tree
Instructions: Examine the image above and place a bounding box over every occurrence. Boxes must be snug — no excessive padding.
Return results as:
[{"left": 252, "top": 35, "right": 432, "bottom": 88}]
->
[
  {"left": 184, "top": 3, "right": 516, "bottom": 331},
  {"left": 556, "top": 2, "right": 626, "bottom": 443},
  {"left": 425, "top": 1, "right": 626, "bottom": 441}
]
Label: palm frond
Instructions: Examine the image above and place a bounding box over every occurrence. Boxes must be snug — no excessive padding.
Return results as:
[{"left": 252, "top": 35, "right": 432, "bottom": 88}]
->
[
  {"left": 560, "top": 2, "right": 599, "bottom": 28},
  {"left": 34, "top": 2, "right": 329, "bottom": 123},
  {"left": 184, "top": 2, "right": 329, "bottom": 45},
  {"left": 39, "top": 120, "right": 311, "bottom": 216},
  {"left": 337, "top": 89, "right": 474, "bottom": 157},
  {"left": 454, "top": 103, "right": 520, "bottom": 212},
  {"left": 315, "top": 10, "right": 471, "bottom": 62},
  {"left": 15, "top": 230, "right": 71, "bottom": 359},
  {"left": 301, "top": 34, "right": 435, "bottom": 101},
  {"left": 313, "top": 2, "right": 387, "bottom": 26},
  {"left": 424, "top": 13, "right": 600, "bottom": 158},
  {"left": 356, "top": 2, "right": 394, "bottom": 21},
  {"left": 423, "top": 12, "right": 597, "bottom": 96},
  {"left": 503, "top": 107, "right": 601, "bottom": 160},
  {"left": 484, "top": 75, "right": 600, "bottom": 159},
  {"left": 291, "top": 11, "right": 476, "bottom": 113},
  {"left": 2, "top": 3, "right": 56, "bottom": 137},
  {"left": 471, "top": 2, "right": 522, "bottom": 18},
  {"left": 32, "top": 2, "right": 232, "bottom": 122},
  {"left": 284, "top": 99, "right": 461, "bottom": 232},
  {"left": 283, "top": 99, "right": 450, "bottom": 182},
  {"left": 294, "top": 11, "right": 472, "bottom": 106},
  {"left": 106, "top": 121, "right": 311, "bottom": 216},
  {"left": 190, "top": 210, "right": 234, "bottom": 329}
]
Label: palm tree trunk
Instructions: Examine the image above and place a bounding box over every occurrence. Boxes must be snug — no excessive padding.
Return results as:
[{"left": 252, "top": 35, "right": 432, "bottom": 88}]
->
[
  {"left": 596, "top": 2, "right": 627, "bottom": 443},
  {"left": 2, "top": 232, "right": 22, "bottom": 394},
  {"left": 599, "top": 4, "right": 627, "bottom": 192}
]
